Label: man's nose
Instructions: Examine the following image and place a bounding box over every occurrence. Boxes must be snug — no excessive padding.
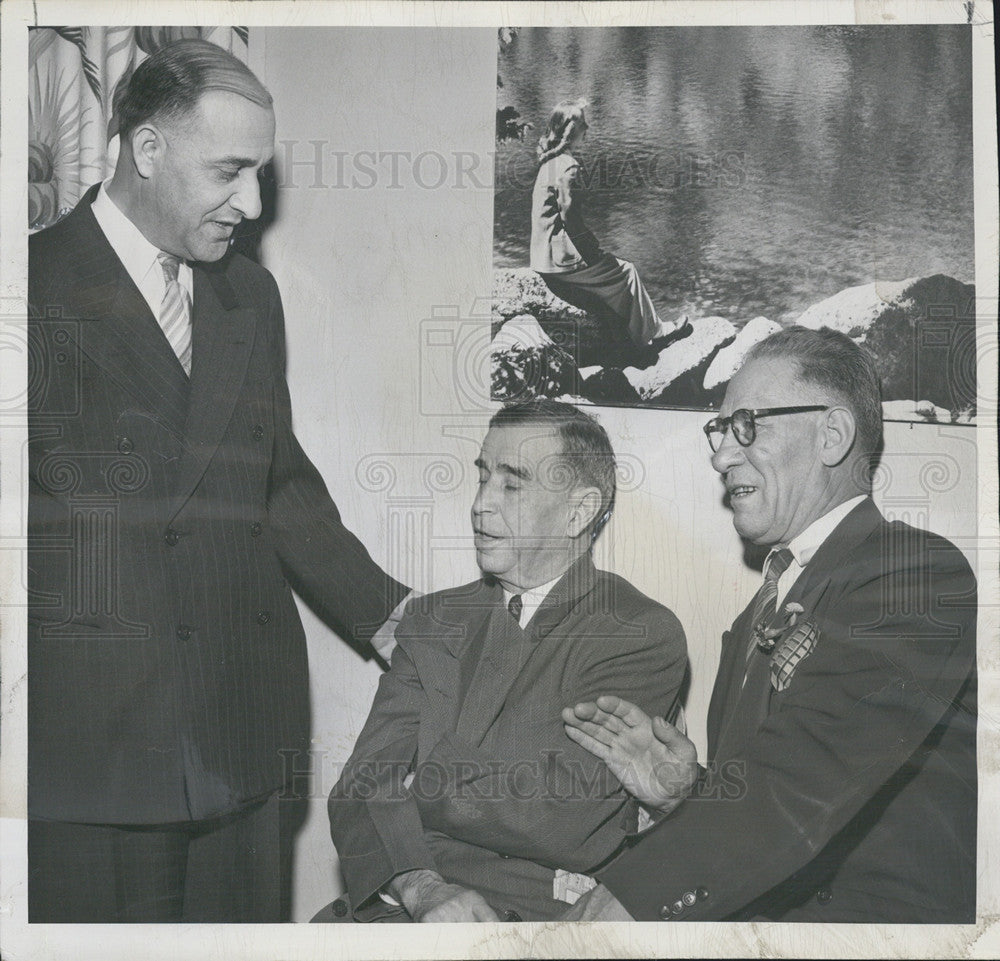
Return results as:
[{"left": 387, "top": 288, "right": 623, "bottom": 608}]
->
[
  {"left": 230, "top": 170, "right": 263, "bottom": 221},
  {"left": 472, "top": 482, "right": 495, "bottom": 516},
  {"left": 710, "top": 429, "right": 744, "bottom": 475}
]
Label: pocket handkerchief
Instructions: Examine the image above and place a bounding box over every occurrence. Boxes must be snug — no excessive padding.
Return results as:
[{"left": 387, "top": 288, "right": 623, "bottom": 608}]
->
[{"left": 770, "top": 620, "right": 819, "bottom": 692}]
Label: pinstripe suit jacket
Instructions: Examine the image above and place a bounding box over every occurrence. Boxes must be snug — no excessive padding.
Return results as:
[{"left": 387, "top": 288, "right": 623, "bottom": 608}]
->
[
  {"left": 329, "top": 556, "right": 687, "bottom": 921},
  {"left": 28, "top": 187, "right": 407, "bottom": 825}
]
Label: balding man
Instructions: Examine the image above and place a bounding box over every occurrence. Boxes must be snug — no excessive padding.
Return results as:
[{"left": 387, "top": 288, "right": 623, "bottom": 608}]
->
[{"left": 28, "top": 39, "right": 407, "bottom": 922}]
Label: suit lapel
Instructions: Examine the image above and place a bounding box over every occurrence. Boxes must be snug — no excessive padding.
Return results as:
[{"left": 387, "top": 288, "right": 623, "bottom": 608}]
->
[
  {"left": 401, "top": 579, "right": 497, "bottom": 758},
  {"left": 527, "top": 554, "right": 598, "bottom": 645},
  {"left": 168, "top": 262, "right": 256, "bottom": 522},
  {"left": 54, "top": 194, "right": 190, "bottom": 432},
  {"left": 709, "top": 603, "right": 757, "bottom": 760},
  {"left": 455, "top": 555, "right": 598, "bottom": 746},
  {"left": 710, "top": 499, "right": 884, "bottom": 760},
  {"left": 455, "top": 604, "right": 520, "bottom": 745},
  {"left": 782, "top": 498, "right": 883, "bottom": 610}
]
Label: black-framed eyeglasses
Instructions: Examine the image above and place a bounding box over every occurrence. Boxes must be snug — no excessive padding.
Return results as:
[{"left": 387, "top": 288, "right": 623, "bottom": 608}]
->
[{"left": 703, "top": 406, "right": 829, "bottom": 452}]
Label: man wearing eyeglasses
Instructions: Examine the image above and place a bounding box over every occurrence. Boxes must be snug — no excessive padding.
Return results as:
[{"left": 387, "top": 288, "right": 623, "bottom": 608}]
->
[{"left": 561, "top": 325, "right": 977, "bottom": 923}]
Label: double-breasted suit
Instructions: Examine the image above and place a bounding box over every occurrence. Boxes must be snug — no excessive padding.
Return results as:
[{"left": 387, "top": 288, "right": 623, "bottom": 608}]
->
[
  {"left": 329, "top": 556, "right": 687, "bottom": 921},
  {"left": 28, "top": 186, "right": 406, "bottom": 827},
  {"left": 599, "top": 498, "right": 977, "bottom": 923}
]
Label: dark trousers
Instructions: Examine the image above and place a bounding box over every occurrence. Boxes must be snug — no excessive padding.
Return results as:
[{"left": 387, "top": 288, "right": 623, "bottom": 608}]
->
[{"left": 29, "top": 793, "right": 297, "bottom": 922}]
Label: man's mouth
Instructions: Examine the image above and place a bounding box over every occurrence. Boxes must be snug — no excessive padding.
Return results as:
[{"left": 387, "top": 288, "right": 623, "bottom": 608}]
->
[{"left": 728, "top": 485, "right": 758, "bottom": 500}]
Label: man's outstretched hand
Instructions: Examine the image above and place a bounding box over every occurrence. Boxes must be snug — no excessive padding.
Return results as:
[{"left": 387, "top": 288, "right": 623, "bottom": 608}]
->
[{"left": 562, "top": 695, "right": 698, "bottom": 814}]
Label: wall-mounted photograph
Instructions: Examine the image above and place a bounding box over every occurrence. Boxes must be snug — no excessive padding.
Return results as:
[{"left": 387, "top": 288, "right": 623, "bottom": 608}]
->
[{"left": 492, "top": 26, "right": 976, "bottom": 423}]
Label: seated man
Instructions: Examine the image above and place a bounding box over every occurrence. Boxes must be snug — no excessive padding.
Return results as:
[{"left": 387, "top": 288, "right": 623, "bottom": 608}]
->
[
  {"left": 563, "top": 326, "right": 977, "bottom": 923},
  {"left": 326, "top": 399, "right": 687, "bottom": 922}
]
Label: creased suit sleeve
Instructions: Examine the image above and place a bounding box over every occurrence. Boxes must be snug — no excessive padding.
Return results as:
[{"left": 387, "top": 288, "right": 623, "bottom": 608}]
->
[
  {"left": 415, "top": 606, "right": 687, "bottom": 873},
  {"left": 328, "top": 632, "right": 437, "bottom": 920},
  {"left": 261, "top": 277, "right": 408, "bottom": 652},
  {"left": 599, "top": 538, "right": 977, "bottom": 921}
]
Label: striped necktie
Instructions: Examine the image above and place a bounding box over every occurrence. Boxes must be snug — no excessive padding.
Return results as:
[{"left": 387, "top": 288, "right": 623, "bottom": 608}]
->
[
  {"left": 744, "top": 547, "right": 794, "bottom": 662},
  {"left": 157, "top": 252, "right": 192, "bottom": 376}
]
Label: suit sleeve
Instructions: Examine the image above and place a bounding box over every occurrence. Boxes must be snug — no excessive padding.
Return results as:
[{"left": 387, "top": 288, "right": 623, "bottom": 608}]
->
[
  {"left": 260, "top": 276, "right": 408, "bottom": 652},
  {"left": 599, "top": 537, "right": 977, "bottom": 920},
  {"left": 328, "top": 630, "right": 438, "bottom": 920},
  {"left": 414, "top": 605, "right": 688, "bottom": 872}
]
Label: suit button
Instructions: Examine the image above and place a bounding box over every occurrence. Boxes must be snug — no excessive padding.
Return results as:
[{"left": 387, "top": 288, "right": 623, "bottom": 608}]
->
[
  {"left": 256, "top": 610, "right": 271, "bottom": 625},
  {"left": 251, "top": 424, "right": 265, "bottom": 441},
  {"left": 816, "top": 888, "right": 833, "bottom": 905},
  {"left": 695, "top": 887, "right": 709, "bottom": 902},
  {"left": 176, "top": 624, "right": 193, "bottom": 641},
  {"left": 250, "top": 522, "right": 263, "bottom": 537},
  {"left": 502, "top": 910, "right": 522, "bottom": 922},
  {"left": 659, "top": 905, "right": 672, "bottom": 920},
  {"left": 164, "top": 528, "right": 180, "bottom": 546},
  {"left": 118, "top": 437, "right": 134, "bottom": 454},
  {"left": 331, "top": 898, "right": 348, "bottom": 918},
  {"left": 682, "top": 891, "right": 697, "bottom": 907},
  {"left": 671, "top": 900, "right": 684, "bottom": 915}
]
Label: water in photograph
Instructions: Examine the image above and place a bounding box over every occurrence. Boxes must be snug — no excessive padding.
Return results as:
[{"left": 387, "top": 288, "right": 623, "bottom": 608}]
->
[{"left": 494, "top": 26, "right": 974, "bottom": 324}]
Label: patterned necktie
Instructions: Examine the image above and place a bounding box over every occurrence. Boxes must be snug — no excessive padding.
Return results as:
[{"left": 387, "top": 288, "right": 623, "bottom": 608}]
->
[
  {"left": 744, "top": 547, "right": 794, "bottom": 662},
  {"left": 157, "top": 252, "right": 192, "bottom": 375},
  {"left": 507, "top": 593, "right": 523, "bottom": 625}
]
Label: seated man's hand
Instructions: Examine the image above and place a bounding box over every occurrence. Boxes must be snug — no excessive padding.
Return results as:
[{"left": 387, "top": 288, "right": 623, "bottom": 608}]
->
[
  {"left": 562, "top": 695, "right": 698, "bottom": 814},
  {"left": 389, "top": 868, "right": 499, "bottom": 922},
  {"left": 559, "top": 883, "right": 634, "bottom": 921}
]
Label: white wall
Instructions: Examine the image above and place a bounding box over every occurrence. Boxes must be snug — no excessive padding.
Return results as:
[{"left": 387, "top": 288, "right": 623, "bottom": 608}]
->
[{"left": 256, "top": 28, "right": 980, "bottom": 921}]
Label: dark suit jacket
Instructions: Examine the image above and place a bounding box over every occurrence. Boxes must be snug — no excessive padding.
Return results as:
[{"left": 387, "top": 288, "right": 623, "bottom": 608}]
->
[
  {"left": 600, "top": 498, "right": 977, "bottom": 923},
  {"left": 28, "top": 187, "right": 407, "bottom": 825},
  {"left": 328, "top": 556, "right": 687, "bottom": 921}
]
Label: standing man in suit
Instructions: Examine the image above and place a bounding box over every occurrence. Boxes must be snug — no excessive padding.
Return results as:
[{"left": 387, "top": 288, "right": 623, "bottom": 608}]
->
[
  {"left": 326, "top": 400, "right": 687, "bottom": 922},
  {"left": 28, "top": 39, "right": 408, "bottom": 922},
  {"left": 562, "top": 327, "right": 977, "bottom": 922}
]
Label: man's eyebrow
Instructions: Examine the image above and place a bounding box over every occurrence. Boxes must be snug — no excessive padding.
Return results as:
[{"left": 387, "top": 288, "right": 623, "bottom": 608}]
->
[
  {"left": 496, "top": 461, "right": 531, "bottom": 481},
  {"left": 473, "top": 457, "right": 530, "bottom": 481},
  {"left": 213, "top": 155, "right": 266, "bottom": 168}
]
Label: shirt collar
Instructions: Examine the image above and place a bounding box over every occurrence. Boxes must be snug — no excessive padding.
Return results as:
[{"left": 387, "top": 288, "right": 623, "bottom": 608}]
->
[
  {"left": 91, "top": 181, "right": 165, "bottom": 292},
  {"left": 502, "top": 571, "right": 565, "bottom": 627},
  {"left": 779, "top": 495, "right": 868, "bottom": 570}
]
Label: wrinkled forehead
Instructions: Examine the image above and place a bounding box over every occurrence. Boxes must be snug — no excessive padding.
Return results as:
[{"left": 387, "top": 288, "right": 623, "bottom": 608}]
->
[{"left": 721, "top": 354, "right": 818, "bottom": 414}]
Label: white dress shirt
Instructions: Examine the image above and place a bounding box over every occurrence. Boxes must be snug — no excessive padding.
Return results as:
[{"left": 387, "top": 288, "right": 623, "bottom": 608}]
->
[{"left": 91, "top": 181, "right": 194, "bottom": 318}]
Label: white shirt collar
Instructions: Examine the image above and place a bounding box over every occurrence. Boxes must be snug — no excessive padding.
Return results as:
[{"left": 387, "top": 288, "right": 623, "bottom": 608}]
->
[
  {"left": 768, "top": 495, "right": 869, "bottom": 607},
  {"left": 783, "top": 495, "right": 868, "bottom": 569},
  {"left": 91, "top": 181, "right": 194, "bottom": 315},
  {"left": 502, "top": 571, "right": 565, "bottom": 630}
]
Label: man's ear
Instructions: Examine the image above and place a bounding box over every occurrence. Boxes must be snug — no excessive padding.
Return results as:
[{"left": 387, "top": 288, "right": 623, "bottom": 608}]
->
[
  {"left": 819, "top": 406, "right": 856, "bottom": 467},
  {"left": 568, "top": 488, "right": 602, "bottom": 539},
  {"left": 129, "top": 123, "right": 165, "bottom": 180}
]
